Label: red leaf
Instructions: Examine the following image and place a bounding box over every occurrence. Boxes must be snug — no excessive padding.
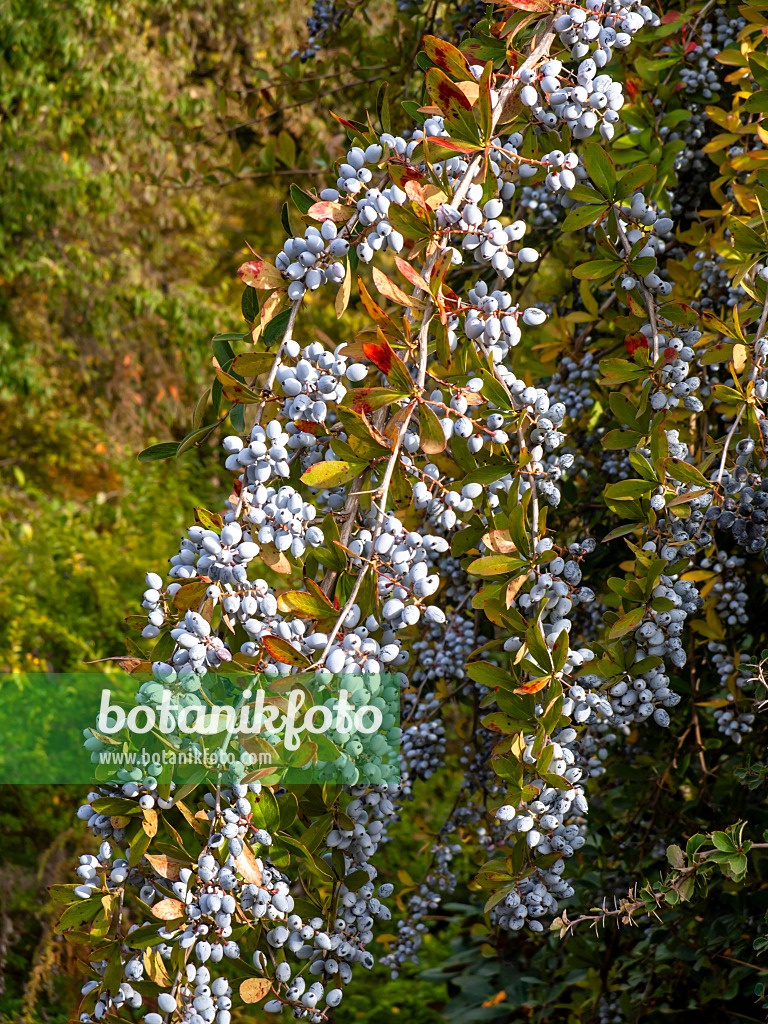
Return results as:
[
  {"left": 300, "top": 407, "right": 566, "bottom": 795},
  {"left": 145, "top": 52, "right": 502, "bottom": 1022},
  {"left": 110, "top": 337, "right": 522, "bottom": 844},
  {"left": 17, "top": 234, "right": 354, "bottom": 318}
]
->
[
  {"left": 363, "top": 341, "right": 393, "bottom": 374},
  {"left": 625, "top": 333, "right": 649, "bottom": 355}
]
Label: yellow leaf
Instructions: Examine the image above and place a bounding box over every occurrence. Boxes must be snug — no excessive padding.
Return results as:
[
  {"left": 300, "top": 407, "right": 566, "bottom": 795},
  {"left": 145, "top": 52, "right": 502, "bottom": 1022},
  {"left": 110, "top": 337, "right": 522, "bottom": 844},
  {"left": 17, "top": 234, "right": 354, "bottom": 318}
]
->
[{"left": 336, "top": 257, "right": 351, "bottom": 319}]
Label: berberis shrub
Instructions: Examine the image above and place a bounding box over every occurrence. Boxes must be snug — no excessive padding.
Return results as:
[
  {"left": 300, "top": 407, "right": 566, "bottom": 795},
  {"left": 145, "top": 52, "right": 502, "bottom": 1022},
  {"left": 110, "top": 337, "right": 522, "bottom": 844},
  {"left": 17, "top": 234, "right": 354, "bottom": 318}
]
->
[{"left": 49, "top": 0, "right": 768, "bottom": 1020}]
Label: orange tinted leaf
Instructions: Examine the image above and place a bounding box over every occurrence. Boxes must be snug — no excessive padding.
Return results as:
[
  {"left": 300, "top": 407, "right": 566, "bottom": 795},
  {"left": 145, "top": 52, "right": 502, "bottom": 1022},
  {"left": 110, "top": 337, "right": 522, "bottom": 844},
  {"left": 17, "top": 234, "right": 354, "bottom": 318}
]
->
[
  {"left": 394, "top": 255, "right": 430, "bottom": 292},
  {"left": 426, "top": 67, "right": 473, "bottom": 113},
  {"left": 403, "top": 179, "right": 430, "bottom": 212},
  {"left": 335, "top": 257, "right": 351, "bottom": 319},
  {"left": 173, "top": 580, "right": 210, "bottom": 613},
  {"left": 383, "top": 403, "right": 413, "bottom": 441},
  {"left": 424, "top": 136, "right": 481, "bottom": 154},
  {"left": 344, "top": 387, "right": 406, "bottom": 414},
  {"left": 372, "top": 266, "right": 420, "bottom": 307},
  {"left": 357, "top": 277, "right": 395, "bottom": 328},
  {"left": 237, "top": 260, "right": 284, "bottom": 290},
  {"left": 419, "top": 402, "right": 447, "bottom": 454},
  {"left": 151, "top": 898, "right": 185, "bottom": 921},
  {"left": 505, "top": 576, "right": 526, "bottom": 608},
  {"left": 482, "top": 530, "right": 517, "bottom": 554},
  {"left": 497, "top": 0, "right": 551, "bottom": 11},
  {"left": 144, "top": 855, "right": 188, "bottom": 880},
  {"left": 514, "top": 676, "right": 552, "bottom": 694},
  {"left": 307, "top": 201, "right": 354, "bottom": 223},
  {"left": 261, "top": 543, "right": 292, "bottom": 575}
]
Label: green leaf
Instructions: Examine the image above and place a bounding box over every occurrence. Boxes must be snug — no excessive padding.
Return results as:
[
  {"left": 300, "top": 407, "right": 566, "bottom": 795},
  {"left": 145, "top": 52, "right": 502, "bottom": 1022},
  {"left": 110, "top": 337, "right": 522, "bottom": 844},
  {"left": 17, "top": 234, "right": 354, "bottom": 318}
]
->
[
  {"left": 609, "top": 392, "right": 642, "bottom": 430},
  {"left": 665, "top": 458, "right": 710, "bottom": 488},
  {"left": 561, "top": 204, "right": 606, "bottom": 232},
  {"left": 608, "top": 605, "right": 646, "bottom": 639},
  {"left": 176, "top": 424, "right": 216, "bottom": 458},
  {"left": 729, "top": 852, "right": 748, "bottom": 879},
  {"left": 631, "top": 256, "right": 657, "bottom": 276},
  {"left": 467, "top": 662, "right": 511, "bottom": 688},
  {"left": 602, "top": 429, "right": 644, "bottom": 450},
  {"left": 605, "top": 479, "right": 654, "bottom": 499},
  {"left": 583, "top": 143, "right": 616, "bottom": 198},
  {"left": 525, "top": 621, "right": 551, "bottom": 673},
  {"left": 290, "top": 183, "right": 315, "bottom": 215},
  {"left": 616, "top": 163, "right": 657, "bottom": 200},
  {"left": 599, "top": 357, "right": 647, "bottom": 384},
  {"left": 231, "top": 352, "right": 276, "bottom": 377},
  {"left": 711, "top": 831, "right": 736, "bottom": 853},
  {"left": 49, "top": 884, "right": 84, "bottom": 905},
  {"left": 461, "top": 463, "right": 516, "bottom": 487},
  {"left": 686, "top": 833, "right": 707, "bottom": 859},
  {"left": 568, "top": 183, "right": 607, "bottom": 204},
  {"left": 728, "top": 217, "right": 767, "bottom": 255},
  {"left": 263, "top": 308, "right": 292, "bottom": 348},
  {"left": 138, "top": 441, "right": 180, "bottom": 462},
  {"left": 419, "top": 402, "right": 447, "bottom": 455},
  {"left": 479, "top": 369, "right": 513, "bottom": 410},
  {"left": 573, "top": 258, "right": 622, "bottom": 282},
  {"left": 57, "top": 897, "right": 104, "bottom": 931},
  {"left": 745, "top": 92, "right": 768, "bottom": 113},
  {"left": 241, "top": 286, "right": 259, "bottom": 323},
  {"left": 467, "top": 555, "right": 520, "bottom": 577}
]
